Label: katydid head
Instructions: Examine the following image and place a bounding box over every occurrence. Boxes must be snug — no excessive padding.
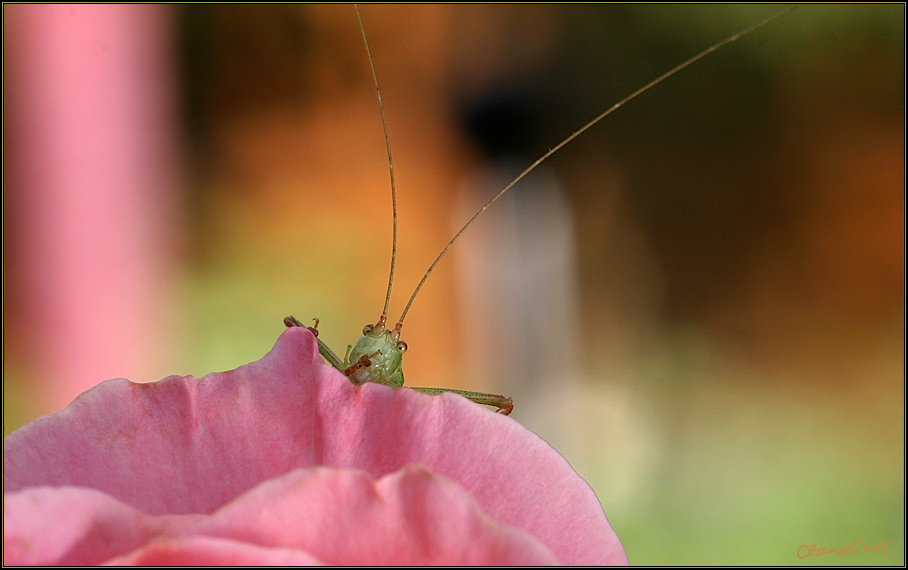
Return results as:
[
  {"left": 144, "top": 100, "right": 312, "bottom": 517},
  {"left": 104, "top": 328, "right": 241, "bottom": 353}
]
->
[{"left": 347, "top": 317, "right": 407, "bottom": 387}]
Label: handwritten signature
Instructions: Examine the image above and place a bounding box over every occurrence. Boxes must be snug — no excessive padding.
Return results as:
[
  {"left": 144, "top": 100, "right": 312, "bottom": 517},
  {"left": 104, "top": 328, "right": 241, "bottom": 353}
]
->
[{"left": 797, "top": 539, "right": 894, "bottom": 559}]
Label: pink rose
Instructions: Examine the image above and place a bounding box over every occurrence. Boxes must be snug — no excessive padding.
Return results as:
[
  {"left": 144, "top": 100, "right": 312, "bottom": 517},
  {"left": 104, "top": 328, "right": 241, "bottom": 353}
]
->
[{"left": 4, "top": 327, "right": 627, "bottom": 565}]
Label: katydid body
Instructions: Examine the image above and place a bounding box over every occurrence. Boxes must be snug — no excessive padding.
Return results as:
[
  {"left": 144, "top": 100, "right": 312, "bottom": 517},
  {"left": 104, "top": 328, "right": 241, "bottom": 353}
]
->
[
  {"left": 286, "top": 5, "right": 795, "bottom": 417},
  {"left": 284, "top": 315, "right": 514, "bottom": 414}
]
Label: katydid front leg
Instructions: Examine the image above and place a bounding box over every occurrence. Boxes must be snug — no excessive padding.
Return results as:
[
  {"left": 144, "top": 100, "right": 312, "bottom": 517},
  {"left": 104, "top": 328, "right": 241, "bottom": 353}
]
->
[
  {"left": 284, "top": 316, "right": 344, "bottom": 370},
  {"left": 284, "top": 316, "right": 379, "bottom": 379},
  {"left": 285, "top": 315, "right": 514, "bottom": 415}
]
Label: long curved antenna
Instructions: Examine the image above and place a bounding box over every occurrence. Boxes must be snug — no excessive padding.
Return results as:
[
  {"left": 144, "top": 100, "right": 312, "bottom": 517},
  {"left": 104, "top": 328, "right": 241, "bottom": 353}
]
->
[
  {"left": 355, "top": 4, "right": 397, "bottom": 326},
  {"left": 395, "top": 4, "right": 798, "bottom": 326}
]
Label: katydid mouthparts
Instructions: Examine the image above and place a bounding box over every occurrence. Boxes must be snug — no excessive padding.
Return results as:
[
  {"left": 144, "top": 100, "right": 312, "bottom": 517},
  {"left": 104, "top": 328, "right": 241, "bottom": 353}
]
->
[{"left": 285, "top": 4, "right": 798, "bottom": 416}]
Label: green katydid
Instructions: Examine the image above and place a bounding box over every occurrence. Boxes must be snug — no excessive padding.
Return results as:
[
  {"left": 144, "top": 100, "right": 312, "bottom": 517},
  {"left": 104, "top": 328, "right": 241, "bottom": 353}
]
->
[{"left": 285, "top": 4, "right": 798, "bottom": 415}]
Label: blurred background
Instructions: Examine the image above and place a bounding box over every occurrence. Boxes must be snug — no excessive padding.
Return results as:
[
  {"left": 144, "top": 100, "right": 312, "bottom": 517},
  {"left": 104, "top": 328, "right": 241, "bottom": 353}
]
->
[{"left": 4, "top": 4, "right": 904, "bottom": 565}]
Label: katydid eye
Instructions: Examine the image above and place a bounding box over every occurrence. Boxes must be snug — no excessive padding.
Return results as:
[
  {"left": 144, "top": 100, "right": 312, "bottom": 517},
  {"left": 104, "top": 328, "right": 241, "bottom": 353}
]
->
[
  {"left": 396, "top": 341, "right": 407, "bottom": 353},
  {"left": 363, "top": 324, "right": 374, "bottom": 335}
]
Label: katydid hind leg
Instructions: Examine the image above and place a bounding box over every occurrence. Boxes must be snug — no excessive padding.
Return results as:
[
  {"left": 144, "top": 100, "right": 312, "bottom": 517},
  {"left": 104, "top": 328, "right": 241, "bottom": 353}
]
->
[{"left": 410, "top": 386, "right": 514, "bottom": 415}]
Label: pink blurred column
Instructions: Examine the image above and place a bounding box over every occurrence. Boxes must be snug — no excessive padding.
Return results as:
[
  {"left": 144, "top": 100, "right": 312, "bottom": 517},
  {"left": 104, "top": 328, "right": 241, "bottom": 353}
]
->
[{"left": 4, "top": 5, "right": 182, "bottom": 419}]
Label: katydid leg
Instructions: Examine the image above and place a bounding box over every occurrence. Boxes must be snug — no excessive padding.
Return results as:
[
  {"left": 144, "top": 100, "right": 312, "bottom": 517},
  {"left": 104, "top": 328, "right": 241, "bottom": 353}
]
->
[
  {"left": 410, "top": 387, "right": 513, "bottom": 415},
  {"left": 285, "top": 315, "right": 345, "bottom": 370}
]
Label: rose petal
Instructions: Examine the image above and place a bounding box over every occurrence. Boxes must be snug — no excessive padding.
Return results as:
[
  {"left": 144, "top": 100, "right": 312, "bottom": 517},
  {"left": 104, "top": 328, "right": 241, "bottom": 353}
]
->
[
  {"left": 6, "top": 466, "right": 557, "bottom": 566},
  {"left": 103, "top": 536, "right": 323, "bottom": 566},
  {"left": 191, "top": 465, "right": 558, "bottom": 565},
  {"left": 4, "top": 327, "right": 626, "bottom": 564},
  {"left": 3, "top": 486, "right": 204, "bottom": 566}
]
